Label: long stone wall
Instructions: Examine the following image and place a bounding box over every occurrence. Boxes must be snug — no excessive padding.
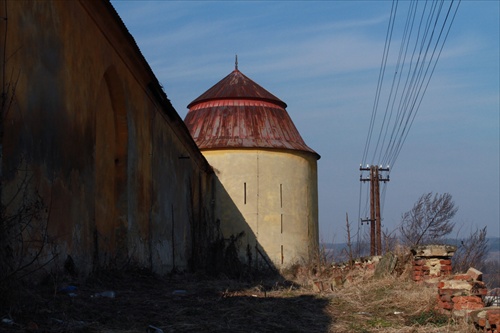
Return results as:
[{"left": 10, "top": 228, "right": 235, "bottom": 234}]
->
[{"left": 1, "top": 0, "right": 215, "bottom": 278}]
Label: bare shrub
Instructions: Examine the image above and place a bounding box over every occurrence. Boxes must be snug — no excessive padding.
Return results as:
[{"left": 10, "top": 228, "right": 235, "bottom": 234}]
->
[
  {"left": 453, "top": 226, "right": 488, "bottom": 273},
  {"left": 483, "top": 259, "right": 500, "bottom": 289},
  {"left": 0, "top": 177, "right": 55, "bottom": 307},
  {"left": 0, "top": 100, "right": 56, "bottom": 310},
  {"left": 382, "top": 227, "right": 398, "bottom": 253},
  {"left": 399, "top": 192, "right": 457, "bottom": 247}
]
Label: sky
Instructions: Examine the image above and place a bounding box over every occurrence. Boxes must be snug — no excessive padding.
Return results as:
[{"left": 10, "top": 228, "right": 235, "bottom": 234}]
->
[{"left": 110, "top": 1, "right": 499, "bottom": 244}]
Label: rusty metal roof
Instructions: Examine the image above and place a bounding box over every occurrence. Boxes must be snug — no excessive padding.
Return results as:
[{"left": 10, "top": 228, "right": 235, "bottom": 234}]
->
[
  {"left": 187, "top": 69, "right": 287, "bottom": 109},
  {"left": 184, "top": 69, "right": 319, "bottom": 159}
]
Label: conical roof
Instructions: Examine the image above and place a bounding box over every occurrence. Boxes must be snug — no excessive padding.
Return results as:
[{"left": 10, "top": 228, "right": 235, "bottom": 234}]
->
[
  {"left": 184, "top": 67, "right": 319, "bottom": 159},
  {"left": 187, "top": 69, "right": 287, "bottom": 109}
]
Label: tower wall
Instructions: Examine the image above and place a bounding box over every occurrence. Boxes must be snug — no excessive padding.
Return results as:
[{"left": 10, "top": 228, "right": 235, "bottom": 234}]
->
[{"left": 204, "top": 149, "right": 319, "bottom": 268}]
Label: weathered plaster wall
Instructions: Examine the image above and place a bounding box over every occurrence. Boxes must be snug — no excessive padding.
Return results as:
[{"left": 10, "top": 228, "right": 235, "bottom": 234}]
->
[
  {"left": 1, "top": 0, "right": 215, "bottom": 277},
  {"left": 204, "top": 148, "right": 319, "bottom": 268}
]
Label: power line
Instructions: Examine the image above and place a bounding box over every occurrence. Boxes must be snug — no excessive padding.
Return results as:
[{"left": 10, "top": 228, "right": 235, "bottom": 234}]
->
[
  {"left": 362, "top": 0, "right": 461, "bottom": 170},
  {"left": 357, "top": 0, "right": 461, "bottom": 255},
  {"left": 387, "top": 0, "right": 461, "bottom": 168},
  {"left": 361, "top": 0, "right": 399, "bottom": 167}
]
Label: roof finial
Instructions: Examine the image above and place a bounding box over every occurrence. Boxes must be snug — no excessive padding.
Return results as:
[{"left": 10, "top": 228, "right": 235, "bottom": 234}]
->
[{"left": 235, "top": 54, "right": 238, "bottom": 71}]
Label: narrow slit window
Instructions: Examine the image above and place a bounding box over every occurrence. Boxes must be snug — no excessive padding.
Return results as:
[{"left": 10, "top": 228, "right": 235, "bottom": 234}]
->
[
  {"left": 244, "top": 182, "right": 247, "bottom": 204},
  {"left": 280, "top": 184, "right": 283, "bottom": 208},
  {"left": 281, "top": 245, "right": 284, "bottom": 265},
  {"left": 280, "top": 214, "right": 283, "bottom": 234}
]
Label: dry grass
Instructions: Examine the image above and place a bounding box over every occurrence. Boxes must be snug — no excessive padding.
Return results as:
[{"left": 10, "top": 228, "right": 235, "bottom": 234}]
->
[
  {"left": 325, "top": 275, "right": 476, "bottom": 332},
  {"left": 0, "top": 267, "right": 480, "bottom": 333}
]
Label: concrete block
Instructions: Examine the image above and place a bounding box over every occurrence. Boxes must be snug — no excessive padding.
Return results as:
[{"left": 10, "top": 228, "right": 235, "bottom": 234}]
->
[
  {"left": 412, "top": 244, "right": 457, "bottom": 258},
  {"left": 440, "top": 280, "right": 473, "bottom": 291},
  {"left": 467, "top": 267, "right": 483, "bottom": 281}
]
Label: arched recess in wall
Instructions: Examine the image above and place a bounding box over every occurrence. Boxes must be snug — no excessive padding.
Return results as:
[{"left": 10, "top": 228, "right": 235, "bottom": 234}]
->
[{"left": 94, "top": 65, "right": 129, "bottom": 265}]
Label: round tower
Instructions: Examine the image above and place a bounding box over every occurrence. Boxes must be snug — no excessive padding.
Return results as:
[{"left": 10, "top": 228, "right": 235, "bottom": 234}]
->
[{"left": 184, "top": 62, "right": 320, "bottom": 269}]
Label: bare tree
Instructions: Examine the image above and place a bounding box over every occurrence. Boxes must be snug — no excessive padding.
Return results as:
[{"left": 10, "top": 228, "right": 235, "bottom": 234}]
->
[
  {"left": 343, "top": 212, "right": 354, "bottom": 265},
  {"left": 453, "top": 226, "right": 488, "bottom": 274},
  {"left": 399, "top": 192, "right": 457, "bottom": 247},
  {"left": 382, "top": 227, "right": 398, "bottom": 253}
]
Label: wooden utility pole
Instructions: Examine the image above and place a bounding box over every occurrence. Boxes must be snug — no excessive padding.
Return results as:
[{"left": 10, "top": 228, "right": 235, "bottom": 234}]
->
[{"left": 360, "top": 165, "right": 390, "bottom": 256}]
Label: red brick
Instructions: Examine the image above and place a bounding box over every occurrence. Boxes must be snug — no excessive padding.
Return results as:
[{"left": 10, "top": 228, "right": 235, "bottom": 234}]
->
[
  {"left": 413, "top": 259, "right": 425, "bottom": 266},
  {"left": 452, "top": 296, "right": 484, "bottom": 310},
  {"left": 440, "top": 259, "right": 452, "bottom": 265},
  {"left": 442, "top": 302, "right": 453, "bottom": 310},
  {"left": 440, "top": 294, "right": 452, "bottom": 302},
  {"left": 453, "top": 302, "right": 484, "bottom": 310},
  {"left": 437, "top": 281, "right": 445, "bottom": 289},
  {"left": 439, "top": 264, "right": 452, "bottom": 271},
  {"left": 478, "top": 318, "right": 487, "bottom": 327},
  {"left": 436, "top": 299, "right": 453, "bottom": 310},
  {"left": 454, "top": 274, "right": 471, "bottom": 280},
  {"left": 487, "top": 310, "right": 500, "bottom": 326},
  {"left": 413, "top": 275, "right": 422, "bottom": 281},
  {"left": 414, "top": 265, "right": 424, "bottom": 271},
  {"left": 453, "top": 296, "right": 483, "bottom": 304}
]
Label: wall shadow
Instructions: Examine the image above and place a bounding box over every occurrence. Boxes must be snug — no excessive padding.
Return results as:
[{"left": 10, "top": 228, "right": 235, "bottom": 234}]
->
[
  {"left": 208, "top": 174, "right": 279, "bottom": 277},
  {"left": 7, "top": 270, "right": 334, "bottom": 333},
  {"left": 182, "top": 176, "right": 333, "bottom": 332}
]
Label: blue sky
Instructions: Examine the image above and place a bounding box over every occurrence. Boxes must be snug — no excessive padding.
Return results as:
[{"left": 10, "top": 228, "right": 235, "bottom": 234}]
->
[{"left": 111, "top": 1, "right": 499, "bottom": 244}]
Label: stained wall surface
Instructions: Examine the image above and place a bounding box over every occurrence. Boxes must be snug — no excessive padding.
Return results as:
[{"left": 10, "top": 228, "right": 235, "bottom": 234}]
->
[{"left": 1, "top": 0, "right": 215, "bottom": 277}]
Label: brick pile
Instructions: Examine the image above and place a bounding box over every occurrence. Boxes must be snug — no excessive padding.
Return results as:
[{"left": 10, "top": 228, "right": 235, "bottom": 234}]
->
[
  {"left": 436, "top": 268, "right": 488, "bottom": 313},
  {"left": 413, "top": 258, "right": 453, "bottom": 281},
  {"left": 312, "top": 256, "right": 382, "bottom": 292},
  {"left": 470, "top": 308, "right": 500, "bottom": 333},
  {"left": 411, "top": 244, "right": 456, "bottom": 282}
]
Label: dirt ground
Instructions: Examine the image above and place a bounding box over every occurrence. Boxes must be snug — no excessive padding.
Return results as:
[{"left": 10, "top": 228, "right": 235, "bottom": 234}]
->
[
  {"left": 0, "top": 268, "right": 478, "bottom": 333},
  {"left": 1, "top": 269, "right": 334, "bottom": 333}
]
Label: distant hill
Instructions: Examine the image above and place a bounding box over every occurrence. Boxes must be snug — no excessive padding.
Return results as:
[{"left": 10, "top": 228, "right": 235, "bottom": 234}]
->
[
  {"left": 321, "top": 237, "right": 500, "bottom": 262},
  {"left": 441, "top": 237, "right": 500, "bottom": 253}
]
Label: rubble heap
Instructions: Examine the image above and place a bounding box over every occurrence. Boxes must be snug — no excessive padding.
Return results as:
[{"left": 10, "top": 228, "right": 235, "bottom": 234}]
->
[
  {"left": 470, "top": 307, "right": 500, "bottom": 333},
  {"left": 436, "top": 268, "right": 487, "bottom": 312}
]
